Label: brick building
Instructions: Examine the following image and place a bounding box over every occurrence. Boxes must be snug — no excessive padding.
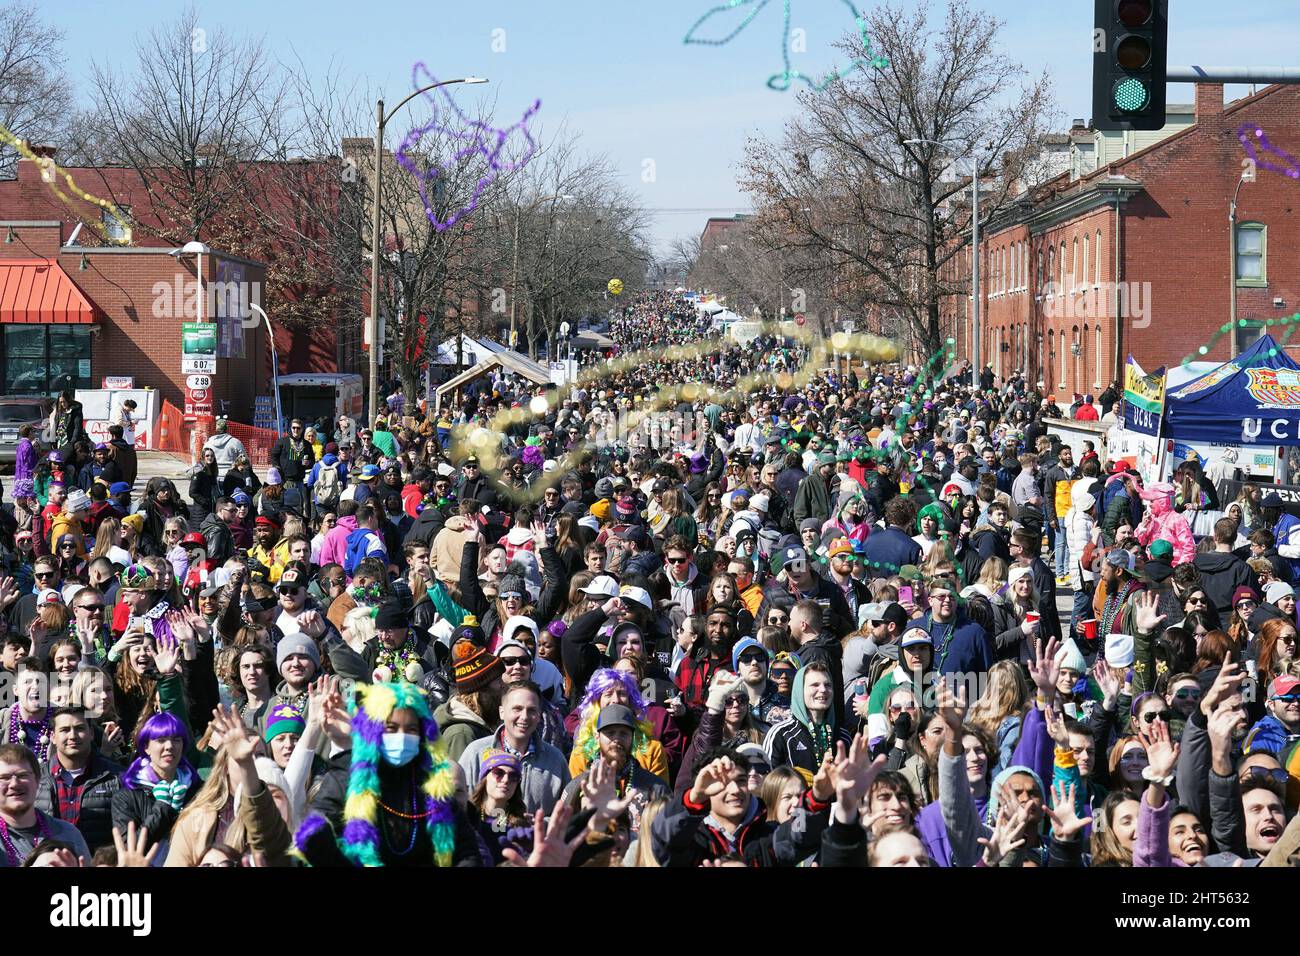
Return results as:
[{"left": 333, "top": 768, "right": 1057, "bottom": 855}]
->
[
  {"left": 0, "top": 219, "right": 269, "bottom": 421},
  {"left": 941, "top": 83, "right": 1300, "bottom": 398}
]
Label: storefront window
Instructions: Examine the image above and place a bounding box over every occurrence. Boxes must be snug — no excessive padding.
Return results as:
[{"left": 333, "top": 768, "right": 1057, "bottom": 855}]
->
[{"left": 3, "top": 325, "right": 91, "bottom": 394}]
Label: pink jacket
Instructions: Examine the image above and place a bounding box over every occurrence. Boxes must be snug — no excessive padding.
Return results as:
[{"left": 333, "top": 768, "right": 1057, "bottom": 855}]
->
[
  {"left": 1135, "top": 491, "right": 1195, "bottom": 565},
  {"left": 319, "top": 515, "right": 358, "bottom": 569}
]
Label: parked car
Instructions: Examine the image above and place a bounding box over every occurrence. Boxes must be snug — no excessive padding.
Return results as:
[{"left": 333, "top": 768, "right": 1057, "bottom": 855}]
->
[{"left": 0, "top": 396, "right": 54, "bottom": 466}]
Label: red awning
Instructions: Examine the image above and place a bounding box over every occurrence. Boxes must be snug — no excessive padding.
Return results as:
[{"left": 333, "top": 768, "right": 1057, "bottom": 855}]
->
[{"left": 0, "top": 258, "right": 98, "bottom": 324}]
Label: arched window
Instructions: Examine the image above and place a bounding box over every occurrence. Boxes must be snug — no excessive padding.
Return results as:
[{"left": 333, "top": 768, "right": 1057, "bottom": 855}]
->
[
  {"left": 1037, "top": 250, "right": 1044, "bottom": 294},
  {"left": 1047, "top": 247, "right": 1054, "bottom": 296},
  {"left": 1082, "top": 323, "right": 1090, "bottom": 387},
  {"left": 1095, "top": 229, "right": 1102, "bottom": 285},
  {"left": 1071, "top": 238, "right": 1078, "bottom": 293},
  {"left": 1082, "top": 235, "right": 1089, "bottom": 294},
  {"left": 1059, "top": 242, "right": 1066, "bottom": 296}
]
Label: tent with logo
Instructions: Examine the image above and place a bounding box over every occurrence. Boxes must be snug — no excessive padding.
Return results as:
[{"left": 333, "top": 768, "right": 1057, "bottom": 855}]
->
[{"left": 1164, "top": 334, "right": 1300, "bottom": 445}]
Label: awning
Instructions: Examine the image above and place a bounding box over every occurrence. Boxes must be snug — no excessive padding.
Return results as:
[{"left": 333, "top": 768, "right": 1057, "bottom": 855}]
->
[
  {"left": 0, "top": 259, "right": 98, "bottom": 324},
  {"left": 434, "top": 351, "right": 553, "bottom": 411}
]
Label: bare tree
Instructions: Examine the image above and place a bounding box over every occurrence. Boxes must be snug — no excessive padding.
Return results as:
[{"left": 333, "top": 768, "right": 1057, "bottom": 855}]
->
[
  {"left": 0, "top": 2, "right": 72, "bottom": 178},
  {"left": 739, "top": 0, "right": 1056, "bottom": 357}
]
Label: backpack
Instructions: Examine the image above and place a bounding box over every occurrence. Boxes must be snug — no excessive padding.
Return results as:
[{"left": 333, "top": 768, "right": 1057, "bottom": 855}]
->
[
  {"left": 345, "top": 527, "right": 380, "bottom": 577},
  {"left": 314, "top": 462, "right": 341, "bottom": 509}
]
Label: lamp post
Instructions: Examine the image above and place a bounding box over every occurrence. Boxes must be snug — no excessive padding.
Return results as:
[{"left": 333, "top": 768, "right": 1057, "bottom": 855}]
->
[
  {"left": 510, "top": 192, "right": 574, "bottom": 354},
  {"left": 903, "top": 138, "right": 987, "bottom": 380},
  {"left": 248, "top": 303, "right": 282, "bottom": 433},
  {"left": 368, "top": 76, "right": 487, "bottom": 424}
]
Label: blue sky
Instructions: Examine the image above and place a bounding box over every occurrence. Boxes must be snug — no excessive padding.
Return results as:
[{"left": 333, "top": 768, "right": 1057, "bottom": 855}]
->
[{"left": 55, "top": 0, "right": 1300, "bottom": 256}]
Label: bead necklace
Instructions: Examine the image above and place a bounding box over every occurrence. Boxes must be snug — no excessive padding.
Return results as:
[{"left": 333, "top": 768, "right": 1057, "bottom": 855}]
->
[
  {"left": 375, "top": 637, "right": 419, "bottom": 679},
  {"left": 0, "top": 811, "right": 51, "bottom": 867},
  {"left": 380, "top": 779, "right": 424, "bottom": 857},
  {"left": 7, "top": 704, "right": 51, "bottom": 765}
]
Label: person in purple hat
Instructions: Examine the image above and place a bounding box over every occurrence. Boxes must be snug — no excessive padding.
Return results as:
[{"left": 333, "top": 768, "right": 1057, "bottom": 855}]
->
[{"left": 76, "top": 441, "right": 123, "bottom": 493}]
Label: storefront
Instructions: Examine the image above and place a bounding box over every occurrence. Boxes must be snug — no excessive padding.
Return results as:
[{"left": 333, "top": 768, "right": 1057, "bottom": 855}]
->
[{"left": 0, "top": 256, "right": 99, "bottom": 394}]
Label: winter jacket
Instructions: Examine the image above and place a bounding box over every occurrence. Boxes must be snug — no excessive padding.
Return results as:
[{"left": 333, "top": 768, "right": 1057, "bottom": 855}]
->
[
  {"left": 199, "top": 512, "right": 235, "bottom": 566},
  {"left": 110, "top": 778, "right": 199, "bottom": 856},
  {"left": 1242, "top": 713, "right": 1300, "bottom": 758},
  {"left": 318, "top": 514, "right": 358, "bottom": 570},
  {"left": 35, "top": 755, "right": 124, "bottom": 852},
  {"left": 1192, "top": 550, "right": 1258, "bottom": 618},
  {"left": 460, "top": 726, "right": 571, "bottom": 816},
  {"left": 858, "top": 526, "right": 923, "bottom": 579},
  {"left": 763, "top": 665, "right": 853, "bottom": 783},
  {"left": 649, "top": 788, "right": 830, "bottom": 867},
  {"left": 1135, "top": 490, "right": 1195, "bottom": 565},
  {"left": 918, "top": 610, "right": 996, "bottom": 678},
  {"left": 1065, "top": 502, "right": 1095, "bottom": 592},
  {"left": 792, "top": 472, "right": 833, "bottom": 527},
  {"left": 202, "top": 432, "right": 247, "bottom": 480}
]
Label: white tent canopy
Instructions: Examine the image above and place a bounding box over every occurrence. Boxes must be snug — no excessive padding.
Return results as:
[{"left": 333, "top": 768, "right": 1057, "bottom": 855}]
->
[{"left": 695, "top": 299, "right": 725, "bottom": 315}]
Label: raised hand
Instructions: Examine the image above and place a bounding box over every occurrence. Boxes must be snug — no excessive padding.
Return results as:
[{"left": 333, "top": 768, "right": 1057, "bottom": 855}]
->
[
  {"left": 153, "top": 633, "right": 181, "bottom": 675},
  {"left": 1027, "top": 636, "right": 1061, "bottom": 697},
  {"left": 1043, "top": 702, "right": 1070, "bottom": 747},
  {"left": 297, "top": 610, "right": 326, "bottom": 639},
  {"left": 209, "top": 704, "right": 257, "bottom": 763},
  {"left": 690, "top": 756, "right": 739, "bottom": 805},
  {"left": 1132, "top": 591, "right": 1168, "bottom": 635},
  {"left": 321, "top": 687, "right": 353, "bottom": 749},
  {"left": 1045, "top": 781, "right": 1089, "bottom": 839},
  {"left": 1201, "top": 654, "right": 1245, "bottom": 717},
  {"left": 581, "top": 758, "right": 634, "bottom": 828},
  {"left": 183, "top": 606, "right": 211, "bottom": 642},
  {"left": 979, "top": 797, "right": 1030, "bottom": 866},
  {"left": 1145, "top": 716, "right": 1180, "bottom": 781},
  {"left": 112, "top": 822, "right": 158, "bottom": 867},
  {"left": 1093, "top": 658, "right": 1121, "bottom": 706},
  {"left": 500, "top": 805, "right": 588, "bottom": 868},
  {"left": 811, "top": 747, "right": 837, "bottom": 803},
  {"left": 937, "top": 678, "right": 968, "bottom": 733},
  {"left": 99, "top": 721, "right": 124, "bottom": 756},
  {"left": 705, "top": 669, "right": 742, "bottom": 713},
  {"left": 0, "top": 575, "right": 17, "bottom": 607},
  {"left": 830, "top": 732, "right": 886, "bottom": 821}
]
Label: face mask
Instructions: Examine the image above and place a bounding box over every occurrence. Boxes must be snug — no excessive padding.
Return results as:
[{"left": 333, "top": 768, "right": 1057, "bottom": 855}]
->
[{"left": 381, "top": 732, "right": 421, "bottom": 766}]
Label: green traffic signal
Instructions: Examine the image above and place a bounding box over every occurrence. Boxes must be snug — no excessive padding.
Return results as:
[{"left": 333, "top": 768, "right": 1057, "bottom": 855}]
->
[{"left": 1113, "top": 77, "right": 1150, "bottom": 113}]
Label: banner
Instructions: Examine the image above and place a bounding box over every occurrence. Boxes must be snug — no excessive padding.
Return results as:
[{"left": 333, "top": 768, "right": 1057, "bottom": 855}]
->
[{"left": 1123, "top": 355, "right": 1165, "bottom": 436}]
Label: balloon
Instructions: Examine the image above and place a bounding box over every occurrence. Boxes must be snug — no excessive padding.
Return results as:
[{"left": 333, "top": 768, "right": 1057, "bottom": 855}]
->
[{"left": 608, "top": 278, "right": 624, "bottom": 295}]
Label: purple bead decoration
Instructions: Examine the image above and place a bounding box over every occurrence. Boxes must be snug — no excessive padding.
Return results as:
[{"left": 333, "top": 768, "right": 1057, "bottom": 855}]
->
[{"left": 1237, "top": 123, "right": 1300, "bottom": 180}]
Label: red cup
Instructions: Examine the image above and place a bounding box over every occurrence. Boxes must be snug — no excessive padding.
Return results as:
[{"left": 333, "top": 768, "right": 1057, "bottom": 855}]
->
[
  {"left": 1025, "top": 611, "right": 1040, "bottom": 625},
  {"left": 1081, "top": 619, "right": 1098, "bottom": 642}
]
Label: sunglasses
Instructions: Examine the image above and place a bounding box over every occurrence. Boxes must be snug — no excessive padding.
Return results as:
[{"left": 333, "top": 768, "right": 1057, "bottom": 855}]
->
[
  {"left": 1234, "top": 600, "right": 1255, "bottom": 609},
  {"left": 1173, "top": 687, "right": 1201, "bottom": 700},
  {"left": 667, "top": 557, "right": 689, "bottom": 565},
  {"left": 1271, "top": 693, "right": 1300, "bottom": 703},
  {"left": 34, "top": 571, "right": 56, "bottom": 579},
  {"left": 76, "top": 604, "right": 105, "bottom": 613},
  {"left": 889, "top": 703, "right": 918, "bottom": 714},
  {"left": 747, "top": 765, "right": 771, "bottom": 778},
  {"left": 771, "top": 667, "right": 796, "bottom": 678},
  {"left": 278, "top": 586, "right": 304, "bottom": 595},
  {"left": 724, "top": 695, "right": 747, "bottom": 707},
  {"left": 499, "top": 656, "right": 531, "bottom": 667},
  {"left": 489, "top": 767, "right": 520, "bottom": 781},
  {"left": 1141, "top": 710, "right": 1176, "bottom": 724},
  {"left": 737, "top": 652, "right": 767, "bottom": 665},
  {"left": 1240, "top": 767, "right": 1289, "bottom": 785}
]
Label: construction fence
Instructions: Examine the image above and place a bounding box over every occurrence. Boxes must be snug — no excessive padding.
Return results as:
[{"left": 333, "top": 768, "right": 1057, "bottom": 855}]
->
[{"left": 153, "top": 401, "right": 280, "bottom": 467}]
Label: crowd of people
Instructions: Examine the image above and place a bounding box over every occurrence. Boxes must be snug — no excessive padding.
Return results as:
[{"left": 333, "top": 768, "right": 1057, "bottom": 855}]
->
[{"left": 1, "top": 288, "right": 1298, "bottom": 870}]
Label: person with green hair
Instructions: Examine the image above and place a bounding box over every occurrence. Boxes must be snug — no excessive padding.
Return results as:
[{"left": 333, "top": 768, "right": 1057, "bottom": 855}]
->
[{"left": 294, "top": 680, "right": 481, "bottom": 867}]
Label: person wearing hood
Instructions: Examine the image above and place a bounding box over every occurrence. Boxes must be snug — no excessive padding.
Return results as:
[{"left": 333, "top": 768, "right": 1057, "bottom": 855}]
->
[
  {"left": 763, "top": 660, "right": 853, "bottom": 785},
  {"left": 201, "top": 418, "right": 246, "bottom": 482},
  {"left": 1100, "top": 468, "right": 1140, "bottom": 546},
  {"left": 1134, "top": 482, "right": 1194, "bottom": 566},
  {"left": 1261, "top": 491, "right": 1300, "bottom": 583},
  {"left": 1065, "top": 482, "right": 1097, "bottom": 639},
  {"left": 1194, "top": 517, "right": 1260, "bottom": 618}
]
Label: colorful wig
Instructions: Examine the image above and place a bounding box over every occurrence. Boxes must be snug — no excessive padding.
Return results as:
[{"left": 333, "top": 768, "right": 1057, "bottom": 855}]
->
[
  {"left": 571, "top": 668, "right": 655, "bottom": 767},
  {"left": 120, "top": 711, "right": 196, "bottom": 788},
  {"left": 294, "top": 681, "right": 457, "bottom": 867}
]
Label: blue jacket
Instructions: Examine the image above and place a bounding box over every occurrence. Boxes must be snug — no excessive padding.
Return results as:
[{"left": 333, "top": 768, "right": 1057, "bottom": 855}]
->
[
  {"left": 859, "top": 527, "right": 923, "bottom": 579},
  {"left": 920, "top": 610, "right": 995, "bottom": 677},
  {"left": 1242, "top": 713, "right": 1300, "bottom": 757}
]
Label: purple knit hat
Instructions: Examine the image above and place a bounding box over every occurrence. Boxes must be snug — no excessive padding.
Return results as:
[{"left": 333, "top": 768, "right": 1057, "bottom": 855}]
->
[{"left": 479, "top": 749, "right": 521, "bottom": 777}]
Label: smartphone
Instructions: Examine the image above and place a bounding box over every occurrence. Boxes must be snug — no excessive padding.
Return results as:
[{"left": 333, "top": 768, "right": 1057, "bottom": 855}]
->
[{"left": 899, "top": 585, "right": 914, "bottom": 604}]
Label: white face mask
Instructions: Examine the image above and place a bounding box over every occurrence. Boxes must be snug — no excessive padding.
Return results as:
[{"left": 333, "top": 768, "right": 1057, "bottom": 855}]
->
[{"left": 380, "top": 732, "right": 421, "bottom": 766}]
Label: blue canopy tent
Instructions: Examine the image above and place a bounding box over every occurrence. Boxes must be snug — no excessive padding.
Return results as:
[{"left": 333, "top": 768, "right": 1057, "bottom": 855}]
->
[{"left": 1164, "top": 334, "right": 1300, "bottom": 445}]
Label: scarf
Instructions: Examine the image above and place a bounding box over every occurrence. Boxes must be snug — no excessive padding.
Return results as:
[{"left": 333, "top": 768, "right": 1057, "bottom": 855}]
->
[{"left": 137, "top": 764, "right": 193, "bottom": 810}]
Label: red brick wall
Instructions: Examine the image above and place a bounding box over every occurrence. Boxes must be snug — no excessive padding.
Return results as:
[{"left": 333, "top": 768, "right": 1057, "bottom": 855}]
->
[{"left": 0, "top": 224, "right": 268, "bottom": 421}]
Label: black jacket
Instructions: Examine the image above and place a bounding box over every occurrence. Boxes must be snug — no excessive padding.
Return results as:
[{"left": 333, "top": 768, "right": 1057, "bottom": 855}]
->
[
  {"left": 650, "top": 789, "right": 830, "bottom": 867},
  {"left": 36, "top": 755, "right": 124, "bottom": 852},
  {"left": 110, "top": 780, "right": 197, "bottom": 852},
  {"left": 270, "top": 436, "right": 315, "bottom": 484},
  {"left": 200, "top": 511, "right": 235, "bottom": 566},
  {"left": 1192, "top": 550, "right": 1258, "bottom": 618}
]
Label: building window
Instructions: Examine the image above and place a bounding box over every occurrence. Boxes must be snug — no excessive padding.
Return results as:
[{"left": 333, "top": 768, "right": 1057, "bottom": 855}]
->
[
  {"left": 3, "top": 325, "right": 92, "bottom": 395},
  {"left": 102, "top": 206, "right": 131, "bottom": 243},
  {"left": 1047, "top": 248, "right": 1054, "bottom": 295},
  {"left": 1059, "top": 242, "right": 1066, "bottom": 296},
  {"left": 1235, "top": 222, "right": 1266, "bottom": 285},
  {"left": 1095, "top": 229, "right": 1102, "bottom": 286},
  {"left": 1071, "top": 238, "right": 1078, "bottom": 293},
  {"left": 1037, "top": 251, "right": 1044, "bottom": 294},
  {"left": 1082, "top": 235, "right": 1089, "bottom": 293}
]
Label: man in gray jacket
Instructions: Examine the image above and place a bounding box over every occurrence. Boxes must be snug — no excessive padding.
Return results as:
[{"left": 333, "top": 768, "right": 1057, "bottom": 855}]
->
[{"left": 459, "top": 681, "right": 570, "bottom": 816}]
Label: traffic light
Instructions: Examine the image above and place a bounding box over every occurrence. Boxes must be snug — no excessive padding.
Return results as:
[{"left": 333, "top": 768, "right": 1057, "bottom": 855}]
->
[{"left": 1092, "top": 0, "right": 1168, "bottom": 131}]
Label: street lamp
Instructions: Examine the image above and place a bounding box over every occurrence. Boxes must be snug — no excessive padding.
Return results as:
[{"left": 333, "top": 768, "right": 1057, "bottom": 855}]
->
[
  {"left": 248, "top": 302, "right": 283, "bottom": 433},
  {"left": 368, "top": 76, "right": 487, "bottom": 424},
  {"left": 903, "top": 138, "right": 988, "bottom": 379},
  {"left": 510, "top": 192, "right": 574, "bottom": 354}
]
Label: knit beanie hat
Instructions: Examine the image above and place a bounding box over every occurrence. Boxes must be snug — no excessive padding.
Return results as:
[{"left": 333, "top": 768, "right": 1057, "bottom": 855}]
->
[
  {"left": 451, "top": 615, "right": 486, "bottom": 648},
  {"left": 264, "top": 702, "right": 306, "bottom": 743},
  {"left": 277, "top": 633, "right": 322, "bottom": 673},
  {"left": 374, "top": 601, "right": 407, "bottom": 630},
  {"left": 452, "top": 638, "right": 503, "bottom": 692},
  {"left": 479, "top": 749, "right": 522, "bottom": 777},
  {"left": 498, "top": 572, "right": 526, "bottom": 599},
  {"left": 1054, "top": 638, "right": 1087, "bottom": 674}
]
